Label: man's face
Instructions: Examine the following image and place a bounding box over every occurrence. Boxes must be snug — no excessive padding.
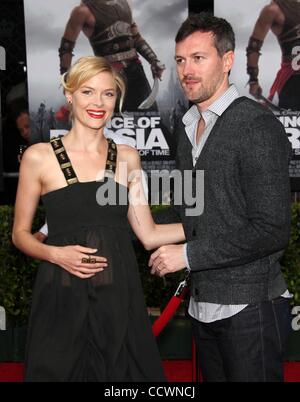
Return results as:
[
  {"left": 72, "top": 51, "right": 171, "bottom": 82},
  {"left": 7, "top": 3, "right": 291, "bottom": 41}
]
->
[
  {"left": 175, "top": 31, "right": 233, "bottom": 107},
  {"left": 16, "top": 112, "right": 30, "bottom": 142}
]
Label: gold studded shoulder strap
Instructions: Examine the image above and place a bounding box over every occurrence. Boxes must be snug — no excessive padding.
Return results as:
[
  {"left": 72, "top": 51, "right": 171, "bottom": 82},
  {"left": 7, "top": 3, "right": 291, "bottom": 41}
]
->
[
  {"left": 105, "top": 138, "right": 117, "bottom": 178},
  {"left": 50, "top": 137, "right": 79, "bottom": 185}
]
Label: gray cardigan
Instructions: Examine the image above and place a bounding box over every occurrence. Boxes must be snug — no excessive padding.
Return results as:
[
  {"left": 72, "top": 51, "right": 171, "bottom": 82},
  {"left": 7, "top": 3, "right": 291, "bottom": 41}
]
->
[{"left": 164, "top": 96, "right": 292, "bottom": 304}]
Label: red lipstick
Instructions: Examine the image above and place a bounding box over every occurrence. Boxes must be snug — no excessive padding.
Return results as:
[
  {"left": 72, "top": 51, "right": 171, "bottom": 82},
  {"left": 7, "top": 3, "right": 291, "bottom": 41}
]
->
[{"left": 86, "top": 109, "right": 106, "bottom": 119}]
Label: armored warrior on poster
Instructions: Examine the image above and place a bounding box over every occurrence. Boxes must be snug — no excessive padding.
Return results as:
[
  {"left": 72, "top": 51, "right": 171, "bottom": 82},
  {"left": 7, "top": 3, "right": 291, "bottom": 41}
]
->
[
  {"left": 59, "top": 0, "right": 165, "bottom": 112},
  {"left": 246, "top": 0, "right": 300, "bottom": 110}
]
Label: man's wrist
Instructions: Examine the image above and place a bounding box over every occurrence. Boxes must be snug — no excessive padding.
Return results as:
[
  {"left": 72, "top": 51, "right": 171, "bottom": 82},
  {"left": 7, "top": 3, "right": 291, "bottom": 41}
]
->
[{"left": 183, "top": 243, "right": 191, "bottom": 271}]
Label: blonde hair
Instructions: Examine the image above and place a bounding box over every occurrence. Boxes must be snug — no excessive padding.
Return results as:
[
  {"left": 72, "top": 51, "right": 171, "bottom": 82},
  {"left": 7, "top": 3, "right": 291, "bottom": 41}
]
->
[{"left": 61, "top": 56, "right": 126, "bottom": 113}]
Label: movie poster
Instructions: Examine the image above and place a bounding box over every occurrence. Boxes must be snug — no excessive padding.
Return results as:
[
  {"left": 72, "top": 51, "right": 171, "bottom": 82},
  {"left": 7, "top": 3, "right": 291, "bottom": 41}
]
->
[
  {"left": 24, "top": 0, "right": 188, "bottom": 175},
  {"left": 215, "top": 0, "right": 300, "bottom": 190}
]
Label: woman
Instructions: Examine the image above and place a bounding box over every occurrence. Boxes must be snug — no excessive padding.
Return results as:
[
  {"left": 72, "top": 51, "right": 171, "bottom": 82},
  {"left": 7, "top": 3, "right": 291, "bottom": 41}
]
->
[{"left": 12, "top": 56, "right": 185, "bottom": 382}]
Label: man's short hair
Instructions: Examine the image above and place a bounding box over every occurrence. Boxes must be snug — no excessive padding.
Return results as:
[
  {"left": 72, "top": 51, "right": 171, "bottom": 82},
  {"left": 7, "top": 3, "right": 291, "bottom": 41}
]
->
[{"left": 175, "top": 12, "right": 235, "bottom": 56}]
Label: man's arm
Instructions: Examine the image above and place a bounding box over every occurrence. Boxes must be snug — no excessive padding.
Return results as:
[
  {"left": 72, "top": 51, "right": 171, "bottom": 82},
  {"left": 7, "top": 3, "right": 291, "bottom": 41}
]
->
[
  {"left": 187, "top": 114, "right": 292, "bottom": 272},
  {"left": 149, "top": 113, "right": 292, "bottom": 277},
  {"left": 246, "top": 4, "right": 279, "bottom": 98},
  {"left": 59, "top": 5, "right": 90, "bottom": 74}
]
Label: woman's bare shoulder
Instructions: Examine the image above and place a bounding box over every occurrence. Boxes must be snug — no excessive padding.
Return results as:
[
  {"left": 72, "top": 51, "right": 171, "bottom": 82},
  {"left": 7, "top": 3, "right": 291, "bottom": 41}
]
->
[
  {"left": 116, "top": 143, "right": 140, "bottom": 162},
  {"left": 21, "top": 142, "right": 53, "bottom": 166}
]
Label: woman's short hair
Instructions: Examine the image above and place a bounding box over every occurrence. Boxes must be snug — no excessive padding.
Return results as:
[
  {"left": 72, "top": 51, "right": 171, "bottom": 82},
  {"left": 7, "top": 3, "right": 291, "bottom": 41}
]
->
[{"left": 61, "top": 56, "right": 126, "bottom": 112}]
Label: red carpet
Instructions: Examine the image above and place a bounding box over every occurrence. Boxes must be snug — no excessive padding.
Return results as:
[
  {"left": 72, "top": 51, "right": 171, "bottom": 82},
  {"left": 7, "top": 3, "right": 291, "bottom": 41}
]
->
[
  {"left": 0, "top": 363, "right": 24, "bottom": 382},
  {"left": 164, "top": 361, "right": 300, "bottom": 382},
  {"left": 0, "top": 361, "right": 299, "bottom": 382}
]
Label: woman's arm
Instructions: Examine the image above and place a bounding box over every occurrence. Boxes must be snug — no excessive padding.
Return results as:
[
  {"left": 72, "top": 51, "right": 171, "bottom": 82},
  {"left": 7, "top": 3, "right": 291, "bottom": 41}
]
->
[
  {"left": 33, "top": 221, "right": 48, "bottom": 243},
  {"left": 12, "top": 145, "right": 107, "bottom": 279},
  {"left": 126, "top": 148, "right": 185, "bottom": 250},
  {"left": 12, "top": 145, "right": 52, "bottom": 259}
]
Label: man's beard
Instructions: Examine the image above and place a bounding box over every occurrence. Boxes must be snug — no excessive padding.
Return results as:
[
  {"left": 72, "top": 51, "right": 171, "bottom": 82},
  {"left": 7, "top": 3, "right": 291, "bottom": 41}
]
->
[
  {"left": 189, "top": 87, "right": 212, "bottom": 104},
  {"left": 181, "top": 80, "right": 213, "bottom": 104},
  {"left": 181, "top": 74, "right": 223, "bottom": 104}
]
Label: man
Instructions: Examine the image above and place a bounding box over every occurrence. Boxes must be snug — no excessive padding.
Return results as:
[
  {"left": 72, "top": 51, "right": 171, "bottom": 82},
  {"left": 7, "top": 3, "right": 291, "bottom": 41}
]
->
[
  {"left": 246, "top": 0, "right": 300, "bottom": 110},
  {"left": 59, "top": 0, "right": 164, "bottom": 111},
  {"left": 15, "top": 110, "right": 30, "bottom": 143},
  {"left": 149, "top": 13, "right": 292, "bottom": 382},
  {"left": 3, "top": 98, "right": 30, "bottom": 172}
]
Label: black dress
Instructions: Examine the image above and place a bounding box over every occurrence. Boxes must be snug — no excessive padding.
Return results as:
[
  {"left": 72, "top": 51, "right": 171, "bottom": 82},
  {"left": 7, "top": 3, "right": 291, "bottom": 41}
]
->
[{"left": 25, "top": 137, "right": 165, "bottom": 382}]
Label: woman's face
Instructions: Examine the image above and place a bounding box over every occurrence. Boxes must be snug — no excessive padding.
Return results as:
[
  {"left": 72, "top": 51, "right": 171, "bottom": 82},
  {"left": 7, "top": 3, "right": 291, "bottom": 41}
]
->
[{"left": 67, "top": 71, "right": 117, "bottom": 131}]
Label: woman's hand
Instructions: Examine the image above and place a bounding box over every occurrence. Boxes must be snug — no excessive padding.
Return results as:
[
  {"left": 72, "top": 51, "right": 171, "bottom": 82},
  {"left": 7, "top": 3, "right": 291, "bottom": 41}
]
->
[{"left": 50, "top": 245, "right": 107, "bottom": 279}]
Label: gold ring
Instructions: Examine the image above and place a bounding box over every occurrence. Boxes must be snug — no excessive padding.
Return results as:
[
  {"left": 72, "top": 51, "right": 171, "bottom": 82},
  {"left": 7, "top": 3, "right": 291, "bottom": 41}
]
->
[{"left": 82, "top": 257, "right": 96, "bottom": 264}]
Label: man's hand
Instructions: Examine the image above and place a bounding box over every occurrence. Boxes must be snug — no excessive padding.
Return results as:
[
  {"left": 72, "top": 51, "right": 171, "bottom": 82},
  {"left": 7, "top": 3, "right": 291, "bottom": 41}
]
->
[
  {"left": 148, "top": 244, "right": 186, "bottom": 277},
  {"left": 33, "top": 231, "right": 47, "bottom": 243}
]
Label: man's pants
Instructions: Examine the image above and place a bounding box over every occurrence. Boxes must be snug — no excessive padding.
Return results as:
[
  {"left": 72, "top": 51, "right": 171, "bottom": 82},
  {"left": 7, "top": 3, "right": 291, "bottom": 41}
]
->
[{"left": 191, "top": 296, "right": 291, "bottom": 382}]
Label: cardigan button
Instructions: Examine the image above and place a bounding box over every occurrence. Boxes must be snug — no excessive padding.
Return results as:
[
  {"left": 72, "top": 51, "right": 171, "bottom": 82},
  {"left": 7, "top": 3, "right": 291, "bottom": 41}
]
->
[{"left": 192, "top": 229, "right": 196, "bottom": 237}]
